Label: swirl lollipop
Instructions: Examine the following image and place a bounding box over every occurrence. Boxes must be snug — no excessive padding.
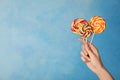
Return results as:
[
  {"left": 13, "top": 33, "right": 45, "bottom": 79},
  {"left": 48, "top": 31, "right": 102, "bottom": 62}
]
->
[
  {"left": 71, "top": 18, "right": 92, "bottom": 38},
  {"left": 89, "top": 16, "right": 106, "bottom": 33},
  {"left": 89, "top": 16, "right": 106, "bottom": 42}
]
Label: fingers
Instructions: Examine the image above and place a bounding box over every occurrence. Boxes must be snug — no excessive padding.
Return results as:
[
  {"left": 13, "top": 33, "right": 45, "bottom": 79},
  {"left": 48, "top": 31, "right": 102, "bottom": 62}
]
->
[
  {"left": 79, "top": 38, "right": 99, "bottom": 57},
  {"left": 82, "top": 44, "right": 88, "bottom": 55},
  {"left": 80, "top": 51, "right": 90, "bottom": 62},
  {"left": 88, "top": 42, "right": 97, "bottom": 52},
  {"left": 84, "top": 43, "right": 94, "bottom": 57},
  {"left": 81, "top": 44, "right": 90, "bottom": 62},
  {"left": 81, "top": 57, "right": 89, "bottom": 62},
  {"left": 88, "top": 42, "right": 99, "bottom": 57},
  {"left": 81, "top": 57, "right": 86, "bottom": 62},
  {"left": 79, "top": 38, "right": 100, "bottom": 62},
  {"left": 79, "top": 38, "right": 96, "bottom": 50},
  {"left": 78, "top": 38, "right": 86, "bottom": 43}
]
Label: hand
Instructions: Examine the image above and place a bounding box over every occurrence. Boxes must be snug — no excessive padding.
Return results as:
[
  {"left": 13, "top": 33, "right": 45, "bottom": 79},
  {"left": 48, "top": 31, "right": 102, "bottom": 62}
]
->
[
  {"left": 79, "top": 38, "right": 104, "bottom": 74},
  {"left": 79, "top": 38, "right": 114, "bottom": 80}
]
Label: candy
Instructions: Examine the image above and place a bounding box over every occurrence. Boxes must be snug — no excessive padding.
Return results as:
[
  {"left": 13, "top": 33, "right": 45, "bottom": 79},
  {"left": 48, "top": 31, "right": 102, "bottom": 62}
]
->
[
  {"left": 89, "top": 16, "right": 106, "bottom": 34},
  {"left": 71, "top": 18, "right": 92, "bottom": 38}
]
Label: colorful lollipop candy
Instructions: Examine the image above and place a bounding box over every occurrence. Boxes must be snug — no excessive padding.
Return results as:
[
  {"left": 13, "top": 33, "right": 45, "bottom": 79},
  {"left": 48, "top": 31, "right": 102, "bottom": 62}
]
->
[
  {"left": 71, "top": 16, "right": 106, "bottom": 43},
  {"left": 89, "top": 16, "right": 106, "bottom": 34},
  {"left": 89, "top": 16, "right": 106, "bottom": 42},
  {"left": 71, "top": 18, "right": 92, "bottom": 38}
]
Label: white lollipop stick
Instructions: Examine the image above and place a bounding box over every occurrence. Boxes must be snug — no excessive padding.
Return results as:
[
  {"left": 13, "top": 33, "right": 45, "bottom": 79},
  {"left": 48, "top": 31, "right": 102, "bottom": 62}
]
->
[
  {"left": 90, "top": 33, "right": 95, "bottom": 43},
  {"left": 85, "top": 38, "right": 87, "bottom": 43}
]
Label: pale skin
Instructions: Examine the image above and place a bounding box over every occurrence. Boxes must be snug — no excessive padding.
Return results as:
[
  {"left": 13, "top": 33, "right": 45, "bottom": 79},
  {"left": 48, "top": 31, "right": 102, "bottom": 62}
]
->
[{"left": 79, "top": 38, "right": 114, "bottom": 80}]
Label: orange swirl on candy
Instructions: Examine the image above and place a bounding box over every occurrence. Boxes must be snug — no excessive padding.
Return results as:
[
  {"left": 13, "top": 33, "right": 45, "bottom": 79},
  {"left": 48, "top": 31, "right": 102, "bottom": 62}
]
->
[
  {"left": 80, "top": 24, "right": 93, "bottom": 38},
  {"left": 89, "top": 16, "right": 106, "bottom": 34},
  {"left": 71, "top": 18, "right": 92, "bottom": 38}
]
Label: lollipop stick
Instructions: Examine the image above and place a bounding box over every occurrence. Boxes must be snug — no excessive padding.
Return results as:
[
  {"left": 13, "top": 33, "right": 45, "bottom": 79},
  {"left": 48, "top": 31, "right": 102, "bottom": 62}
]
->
[
  {"left": 85, "top": 38, "right": 87, "bottom": 43},
  {"left": 90, "top": 33, "right": 95, "bottom": 43}
]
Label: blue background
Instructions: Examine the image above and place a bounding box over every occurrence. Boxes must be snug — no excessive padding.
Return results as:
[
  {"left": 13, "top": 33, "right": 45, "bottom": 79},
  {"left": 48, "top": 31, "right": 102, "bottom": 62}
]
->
[{"left": 0, "top": 0, "right": 120, "bottom": 80}]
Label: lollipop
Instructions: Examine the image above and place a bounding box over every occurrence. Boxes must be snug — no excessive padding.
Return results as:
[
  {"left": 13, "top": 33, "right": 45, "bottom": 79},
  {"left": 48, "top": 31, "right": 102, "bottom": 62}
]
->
[
  {"left": 89, "top": 16, "right": 106, "bottom": 42},
  {"left": 71, "top": 18, "right": 92, "bottom": 38},
  {"left": 89, "top": 16, "right": 106, "bottom": 34}
]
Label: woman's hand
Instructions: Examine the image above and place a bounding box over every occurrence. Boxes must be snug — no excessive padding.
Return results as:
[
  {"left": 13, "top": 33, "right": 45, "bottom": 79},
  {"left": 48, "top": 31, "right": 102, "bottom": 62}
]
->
[{"left": 79, "top": 38, "right": 114, "bottom": 80}]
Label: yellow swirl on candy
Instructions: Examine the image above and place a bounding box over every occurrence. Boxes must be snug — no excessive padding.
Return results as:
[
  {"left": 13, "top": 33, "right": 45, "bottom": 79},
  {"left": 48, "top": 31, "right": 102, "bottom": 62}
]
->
[
  {"left": 71, "top": 18, "right": 92, "bottom": 38},
  {"left": 89, "top": 16, "right": 106, "bottom": 34},
  {"left": 80, "top": 24, "right": 93, "bottom": 38}
]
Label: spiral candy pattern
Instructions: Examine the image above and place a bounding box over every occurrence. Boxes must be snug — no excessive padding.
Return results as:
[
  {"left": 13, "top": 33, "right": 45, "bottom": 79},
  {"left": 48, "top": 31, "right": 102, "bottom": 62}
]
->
[
  {"left": 71, "top": 18, "right": 92, "bottom": 38},
  {"left": 89, "top": 16, "right": 106, "bottom": 34},
  {"left": 79, "top": 24, "right": 93, "bottom": 38}
]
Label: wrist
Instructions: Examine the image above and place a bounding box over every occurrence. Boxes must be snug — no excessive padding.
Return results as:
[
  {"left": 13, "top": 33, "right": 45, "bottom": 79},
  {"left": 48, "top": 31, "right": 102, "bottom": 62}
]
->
[
  {"left": 95, "top": 66, "right": 105, "bottom": 76},
  {"left": 95, "top": 67, "right": 114, "bottom": 80}
]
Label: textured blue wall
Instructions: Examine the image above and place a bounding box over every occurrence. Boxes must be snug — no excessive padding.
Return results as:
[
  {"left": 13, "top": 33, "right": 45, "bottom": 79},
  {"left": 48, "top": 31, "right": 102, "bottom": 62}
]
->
[{"left": 0, "top": 0, "right": 120, "bottom": 80}]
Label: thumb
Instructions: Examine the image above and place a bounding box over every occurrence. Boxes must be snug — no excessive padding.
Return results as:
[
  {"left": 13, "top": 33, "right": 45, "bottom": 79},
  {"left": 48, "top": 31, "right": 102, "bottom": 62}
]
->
[
  {"left": 78, "top": 38, "right": 86, "bottom": 43},
  {"left": 84, "top": 43, "right": 95, "bottom": 58}
]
